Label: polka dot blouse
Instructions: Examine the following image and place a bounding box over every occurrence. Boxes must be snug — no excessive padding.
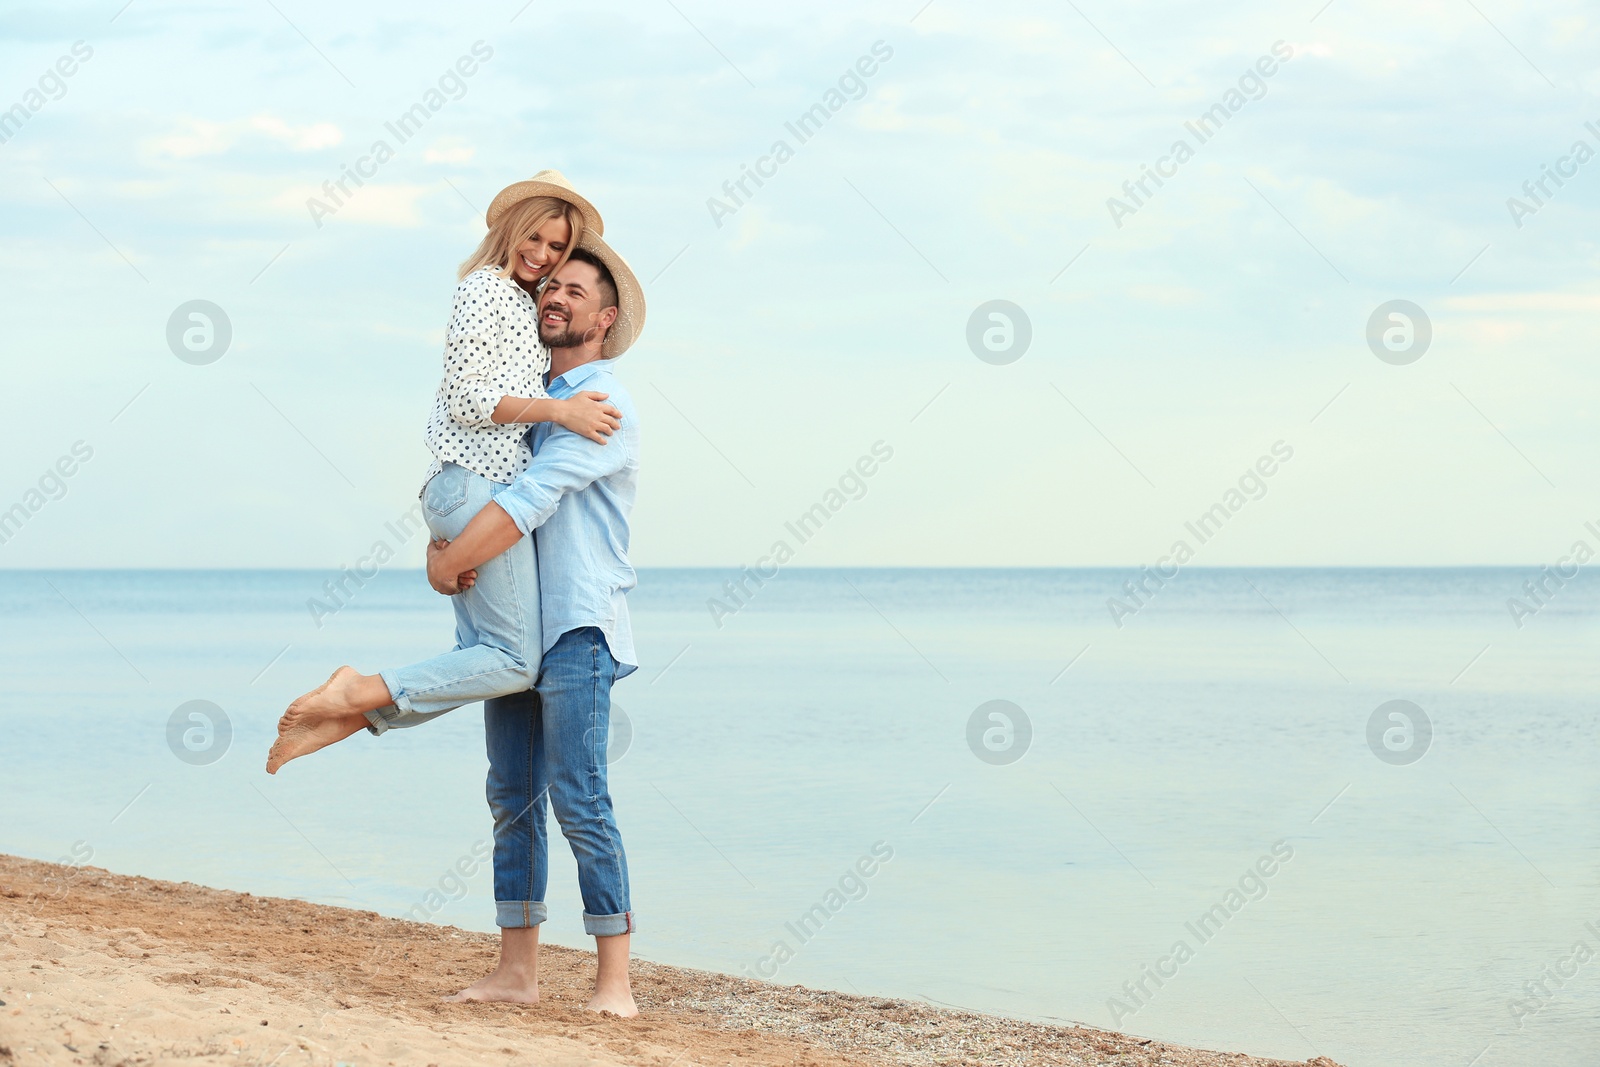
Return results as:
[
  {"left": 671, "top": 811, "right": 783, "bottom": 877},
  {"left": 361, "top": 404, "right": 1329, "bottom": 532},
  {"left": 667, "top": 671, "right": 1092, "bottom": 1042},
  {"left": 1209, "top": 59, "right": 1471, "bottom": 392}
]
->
[{"left": 421, "top": 266, "right": 550, "bottom": 489}]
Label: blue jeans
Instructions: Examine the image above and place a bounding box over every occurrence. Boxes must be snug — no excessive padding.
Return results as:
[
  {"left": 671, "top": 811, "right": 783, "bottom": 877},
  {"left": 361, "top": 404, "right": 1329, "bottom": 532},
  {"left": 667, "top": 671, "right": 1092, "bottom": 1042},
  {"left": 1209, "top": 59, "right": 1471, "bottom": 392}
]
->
[
  {"left": 485, "top": 626, "right": 633, "bottom": 936},
  {"left": 365, "top": 463, "right": 541, "bottom": 734}
]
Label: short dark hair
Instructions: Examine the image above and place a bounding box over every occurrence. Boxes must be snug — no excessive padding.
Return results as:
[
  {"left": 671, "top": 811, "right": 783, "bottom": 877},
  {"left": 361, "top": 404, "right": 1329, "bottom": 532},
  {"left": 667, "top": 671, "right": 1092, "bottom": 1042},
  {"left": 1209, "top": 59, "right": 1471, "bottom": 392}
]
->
[{"left": 562, "top": 248, "right": 617, "bottom": 311}]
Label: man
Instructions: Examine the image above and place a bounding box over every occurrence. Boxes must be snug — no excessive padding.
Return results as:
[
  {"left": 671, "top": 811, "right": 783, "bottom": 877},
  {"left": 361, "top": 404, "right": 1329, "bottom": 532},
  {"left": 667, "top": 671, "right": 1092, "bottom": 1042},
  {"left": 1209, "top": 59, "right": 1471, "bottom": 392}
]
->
[{"left": 420, "top": 235, "right": 646, "bottom": 1016}]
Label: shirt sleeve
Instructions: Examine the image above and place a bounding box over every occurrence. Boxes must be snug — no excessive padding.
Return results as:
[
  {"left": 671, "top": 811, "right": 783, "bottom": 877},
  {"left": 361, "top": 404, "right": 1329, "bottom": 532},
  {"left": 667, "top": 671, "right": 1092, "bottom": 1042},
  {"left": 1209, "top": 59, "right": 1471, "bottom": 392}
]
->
[
  {"left": 439, "top": 274, "right": 511, "bottom": 430},
  {"left": 494, "top": 425, "right": 628, "bottom": 536}
]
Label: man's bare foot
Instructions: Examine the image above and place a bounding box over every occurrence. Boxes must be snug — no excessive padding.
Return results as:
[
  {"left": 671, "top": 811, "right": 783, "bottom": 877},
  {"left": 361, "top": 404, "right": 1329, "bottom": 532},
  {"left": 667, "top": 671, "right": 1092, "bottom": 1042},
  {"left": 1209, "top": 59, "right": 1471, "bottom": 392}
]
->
[
  {"left": 444, "top": 969, "right": 539, "bottom": 1004},
  {"left": 265, "top": 712, "right": 369, "bottom": 774},
  {"left": 585, "top": 986, "right": 638, "bottom": 1017}
]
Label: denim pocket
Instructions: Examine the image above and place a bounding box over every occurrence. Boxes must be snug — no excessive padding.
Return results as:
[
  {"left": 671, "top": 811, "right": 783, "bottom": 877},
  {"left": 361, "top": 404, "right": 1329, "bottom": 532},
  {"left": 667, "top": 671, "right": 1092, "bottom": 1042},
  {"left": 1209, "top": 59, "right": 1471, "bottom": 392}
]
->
[{"left": 423, "top": 464, "right": 471, "bottom": 517}]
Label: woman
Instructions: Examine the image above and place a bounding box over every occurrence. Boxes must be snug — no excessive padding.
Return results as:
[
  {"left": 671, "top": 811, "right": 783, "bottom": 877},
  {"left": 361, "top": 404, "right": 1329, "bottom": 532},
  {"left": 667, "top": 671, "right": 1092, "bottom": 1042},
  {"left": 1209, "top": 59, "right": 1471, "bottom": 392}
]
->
[{"left": 267, "top": 170, "right": 615, "bottom": 773}]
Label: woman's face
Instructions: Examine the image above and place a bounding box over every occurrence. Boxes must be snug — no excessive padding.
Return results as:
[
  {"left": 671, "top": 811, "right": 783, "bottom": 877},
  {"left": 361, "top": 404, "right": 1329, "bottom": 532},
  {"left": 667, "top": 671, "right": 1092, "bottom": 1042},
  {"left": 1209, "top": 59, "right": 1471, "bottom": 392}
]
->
[{"left": 509, "top": 214, "right": 573, "bottom": 288}]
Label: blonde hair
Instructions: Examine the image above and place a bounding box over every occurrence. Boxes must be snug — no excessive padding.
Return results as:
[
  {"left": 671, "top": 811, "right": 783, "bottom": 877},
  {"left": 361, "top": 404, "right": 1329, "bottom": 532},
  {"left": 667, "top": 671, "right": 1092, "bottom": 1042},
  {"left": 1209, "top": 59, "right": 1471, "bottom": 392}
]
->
[{"left": 458, "top": 195, "right": 586, "bottom": 282}]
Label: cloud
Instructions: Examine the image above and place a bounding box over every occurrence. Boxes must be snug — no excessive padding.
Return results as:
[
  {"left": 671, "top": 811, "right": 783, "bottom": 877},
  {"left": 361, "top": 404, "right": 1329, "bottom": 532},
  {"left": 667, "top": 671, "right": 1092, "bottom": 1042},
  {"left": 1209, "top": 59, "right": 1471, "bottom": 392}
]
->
[
  {"left": 146, "top": 114, "right": 342, "bottom": 159},
  {"left": 1128, "top": 284, "right": 1201, "bottom": 305},
  {"left": 725, "top": 203, "right": 811, "bottom": 251},
  {"left": 857, "top": 85, "right": 970, "bottom": 136},
  {"left": 1443, "top": 290, "right": 1600, "bottom": 312},
  {"left": 269, "top": 182, "right": 432, "bottom": 227},
  {"left": 422, "top": 138, "right": 475, "bottom": 165},
  {"left": 374, "top": 322, "right": 446, "bottom": 346}
]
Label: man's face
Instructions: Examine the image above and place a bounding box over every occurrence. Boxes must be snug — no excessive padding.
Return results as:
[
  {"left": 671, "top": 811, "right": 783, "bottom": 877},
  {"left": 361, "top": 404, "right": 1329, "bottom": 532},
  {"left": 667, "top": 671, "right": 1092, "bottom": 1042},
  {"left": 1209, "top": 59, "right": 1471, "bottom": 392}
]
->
[{"left": 537, "top": 260, "right": 616, "bottom": 349}]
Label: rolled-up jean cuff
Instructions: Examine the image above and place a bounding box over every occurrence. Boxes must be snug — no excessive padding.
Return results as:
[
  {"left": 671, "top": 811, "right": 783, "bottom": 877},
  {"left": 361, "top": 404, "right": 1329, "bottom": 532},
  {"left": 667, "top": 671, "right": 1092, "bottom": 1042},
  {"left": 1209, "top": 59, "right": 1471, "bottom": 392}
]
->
[
  {"left": 583, "top": 910, "right": 635, "bottom": 937},
  {"left": 364, "top": 670, "right": 412, "bottom": 734},
  {"left": 496, "top": 901, "right": 549, "bottom": 928},
  {"left": 363, "top": 705, "right": 400, "bottom": 736}
]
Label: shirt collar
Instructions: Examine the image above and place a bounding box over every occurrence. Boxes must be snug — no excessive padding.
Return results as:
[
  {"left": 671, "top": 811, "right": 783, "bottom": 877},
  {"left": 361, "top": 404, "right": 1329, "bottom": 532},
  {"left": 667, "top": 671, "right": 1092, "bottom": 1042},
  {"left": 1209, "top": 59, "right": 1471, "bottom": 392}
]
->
[
  {"left": 550, "top": 358, "right": 611, "bottom": 391},
  {"left": 487, "top": 268, "right": 538, "bottom": 305}
]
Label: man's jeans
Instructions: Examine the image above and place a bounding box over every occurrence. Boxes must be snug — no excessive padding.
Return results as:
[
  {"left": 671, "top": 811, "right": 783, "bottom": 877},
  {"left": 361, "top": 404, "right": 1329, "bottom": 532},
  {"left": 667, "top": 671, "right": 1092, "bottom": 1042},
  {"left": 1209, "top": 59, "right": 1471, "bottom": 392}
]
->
[
  {"left": 365, "top": 463, "right": 541, "bottom": 734},
  {"left": 486, "top": 626, "right": 633, "bottom": 936}
]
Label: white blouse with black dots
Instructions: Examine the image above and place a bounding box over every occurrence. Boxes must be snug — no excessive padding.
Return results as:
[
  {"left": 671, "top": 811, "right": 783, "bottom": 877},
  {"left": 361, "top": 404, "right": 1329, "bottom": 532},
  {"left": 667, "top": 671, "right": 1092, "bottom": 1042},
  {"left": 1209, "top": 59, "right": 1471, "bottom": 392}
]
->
[{"left": 421, "top": 266, "right": 550, "bottom": 490}]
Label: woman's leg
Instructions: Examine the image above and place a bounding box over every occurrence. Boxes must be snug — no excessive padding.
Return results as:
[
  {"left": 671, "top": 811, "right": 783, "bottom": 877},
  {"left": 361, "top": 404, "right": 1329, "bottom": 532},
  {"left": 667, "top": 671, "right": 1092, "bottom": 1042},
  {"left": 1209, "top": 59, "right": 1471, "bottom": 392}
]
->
[{"left": 267, "top": 464, "right": 543, "bottom": 773}]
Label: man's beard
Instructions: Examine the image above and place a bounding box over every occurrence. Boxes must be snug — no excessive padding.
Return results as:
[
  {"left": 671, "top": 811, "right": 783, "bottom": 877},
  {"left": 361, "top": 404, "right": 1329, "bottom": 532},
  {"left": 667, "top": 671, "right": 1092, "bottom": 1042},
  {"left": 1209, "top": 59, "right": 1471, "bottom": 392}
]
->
[{"left": 539, "top": 320, "right": 586, "bottom": 348}]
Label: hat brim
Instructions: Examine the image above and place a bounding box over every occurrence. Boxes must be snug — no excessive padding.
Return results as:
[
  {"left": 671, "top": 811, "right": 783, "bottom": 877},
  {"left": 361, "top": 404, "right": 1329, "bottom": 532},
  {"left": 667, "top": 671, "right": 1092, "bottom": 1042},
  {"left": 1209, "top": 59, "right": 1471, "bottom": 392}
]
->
[
  {"left": 574, "top": 232, "right": 645, "bottom": 360},
  {"left": 485, "top": 180, "right": 604, "bottom": 237}
]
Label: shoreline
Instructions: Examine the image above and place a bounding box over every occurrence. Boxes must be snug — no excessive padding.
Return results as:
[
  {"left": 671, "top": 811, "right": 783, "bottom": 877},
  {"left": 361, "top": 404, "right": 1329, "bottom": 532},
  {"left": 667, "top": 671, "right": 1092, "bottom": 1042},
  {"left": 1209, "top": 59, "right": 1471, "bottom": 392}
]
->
[{"left": 1, "top": 853, "right": 1343, "bottom": 1066}]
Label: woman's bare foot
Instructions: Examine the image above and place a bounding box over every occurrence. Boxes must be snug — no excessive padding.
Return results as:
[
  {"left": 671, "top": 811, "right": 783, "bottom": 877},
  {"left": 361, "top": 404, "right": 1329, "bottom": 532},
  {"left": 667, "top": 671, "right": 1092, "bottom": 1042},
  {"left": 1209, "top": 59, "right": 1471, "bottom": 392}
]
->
[
  {"left": 265, "top": 712, "right": 369, "bottom": 774},
  {"left": 278, "top": 667, "right": 366, "bottom": 729},
  {"left": 585, "top": 986, "right": 638, "bottom": 1017},
  {"left": 265, "top": 668, "right": 384, "bottom": 774},
  {"left": 445, "top": 968, "right": 539, "bottom": 1004}
]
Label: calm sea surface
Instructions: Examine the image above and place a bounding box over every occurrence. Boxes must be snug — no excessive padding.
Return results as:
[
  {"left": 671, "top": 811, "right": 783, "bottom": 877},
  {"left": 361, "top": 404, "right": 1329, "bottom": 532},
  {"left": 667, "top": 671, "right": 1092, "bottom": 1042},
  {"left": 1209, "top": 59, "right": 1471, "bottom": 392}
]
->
[{"left": 2, "top": 567, "right": 1596, "bottom": 1065}]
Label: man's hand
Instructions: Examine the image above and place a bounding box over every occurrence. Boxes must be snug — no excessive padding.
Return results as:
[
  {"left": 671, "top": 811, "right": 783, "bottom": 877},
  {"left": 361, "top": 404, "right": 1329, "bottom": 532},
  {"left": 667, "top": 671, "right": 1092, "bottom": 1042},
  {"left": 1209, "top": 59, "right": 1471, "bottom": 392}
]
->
[
  {"left": 424, "top": 503, "right": 524, "bottom": 593},
  {"left": 426, "top": 538, "right": 477, "bottom": 595}
]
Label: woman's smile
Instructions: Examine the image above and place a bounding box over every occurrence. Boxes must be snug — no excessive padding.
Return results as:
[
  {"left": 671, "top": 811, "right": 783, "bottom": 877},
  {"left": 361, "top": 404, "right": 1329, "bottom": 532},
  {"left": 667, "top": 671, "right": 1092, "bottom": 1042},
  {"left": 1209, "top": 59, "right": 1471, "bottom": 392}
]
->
[{"left": 510, "top": 213, "right": 574, "bottom": 288}]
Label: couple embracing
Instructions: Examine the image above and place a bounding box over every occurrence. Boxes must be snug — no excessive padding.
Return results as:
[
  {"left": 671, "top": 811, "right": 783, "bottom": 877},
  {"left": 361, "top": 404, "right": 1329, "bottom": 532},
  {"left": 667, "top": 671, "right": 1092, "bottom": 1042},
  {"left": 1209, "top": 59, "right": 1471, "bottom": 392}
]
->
[{"left": 266, "top": 171, "right": 645, "bottom": 1017}]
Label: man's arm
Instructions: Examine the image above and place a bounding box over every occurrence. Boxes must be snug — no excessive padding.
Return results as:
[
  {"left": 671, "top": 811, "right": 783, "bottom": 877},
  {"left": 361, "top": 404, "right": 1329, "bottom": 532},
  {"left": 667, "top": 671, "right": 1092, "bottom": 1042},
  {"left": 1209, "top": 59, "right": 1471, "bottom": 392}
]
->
[
  {"left": 425, "top": 504, "right": 520, "bottom": 593},
  {"left": 427, "top": 421, "right": 628, "bottom": 593}
]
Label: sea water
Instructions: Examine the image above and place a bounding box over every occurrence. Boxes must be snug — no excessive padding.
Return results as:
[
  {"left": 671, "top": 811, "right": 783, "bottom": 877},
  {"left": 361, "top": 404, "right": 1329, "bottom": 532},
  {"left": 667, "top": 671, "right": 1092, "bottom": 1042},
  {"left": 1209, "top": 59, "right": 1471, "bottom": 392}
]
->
[{"left": 1, "top": 567, "right": 1595, "bottom": 1066}]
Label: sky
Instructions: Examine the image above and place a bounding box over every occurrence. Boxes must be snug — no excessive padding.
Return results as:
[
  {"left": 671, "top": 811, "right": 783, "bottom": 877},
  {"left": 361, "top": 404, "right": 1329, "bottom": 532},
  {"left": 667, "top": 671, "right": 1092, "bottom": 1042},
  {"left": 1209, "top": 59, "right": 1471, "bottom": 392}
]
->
[{"left": 0, "top": 0, "right": 1597, "bottom": 568}]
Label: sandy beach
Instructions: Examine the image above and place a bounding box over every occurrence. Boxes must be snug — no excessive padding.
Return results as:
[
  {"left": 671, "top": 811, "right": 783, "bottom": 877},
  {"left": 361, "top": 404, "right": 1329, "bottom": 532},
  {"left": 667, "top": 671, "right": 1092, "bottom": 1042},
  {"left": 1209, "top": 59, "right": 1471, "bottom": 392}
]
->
[{"left": 0, "top": 854, "right": 1342, "bottom": 1067}]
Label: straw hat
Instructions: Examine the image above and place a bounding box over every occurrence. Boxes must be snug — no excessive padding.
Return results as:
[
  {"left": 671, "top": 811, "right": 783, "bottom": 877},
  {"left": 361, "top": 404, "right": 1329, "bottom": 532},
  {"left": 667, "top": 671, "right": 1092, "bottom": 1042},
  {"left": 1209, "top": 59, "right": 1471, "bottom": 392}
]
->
[
  {"left": 485, "top": 169, "right": 604, "bottom": 235},
  {"left": 573, "top": 231, "right": 645, "bottom": 359}
]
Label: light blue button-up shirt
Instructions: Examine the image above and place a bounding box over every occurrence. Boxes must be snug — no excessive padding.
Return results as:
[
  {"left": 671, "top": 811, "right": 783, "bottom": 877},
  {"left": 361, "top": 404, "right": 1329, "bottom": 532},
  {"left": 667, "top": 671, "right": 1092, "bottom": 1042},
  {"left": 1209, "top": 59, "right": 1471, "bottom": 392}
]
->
[{"left": 493, "top": 359, "right": 638, "bottom": 678}]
